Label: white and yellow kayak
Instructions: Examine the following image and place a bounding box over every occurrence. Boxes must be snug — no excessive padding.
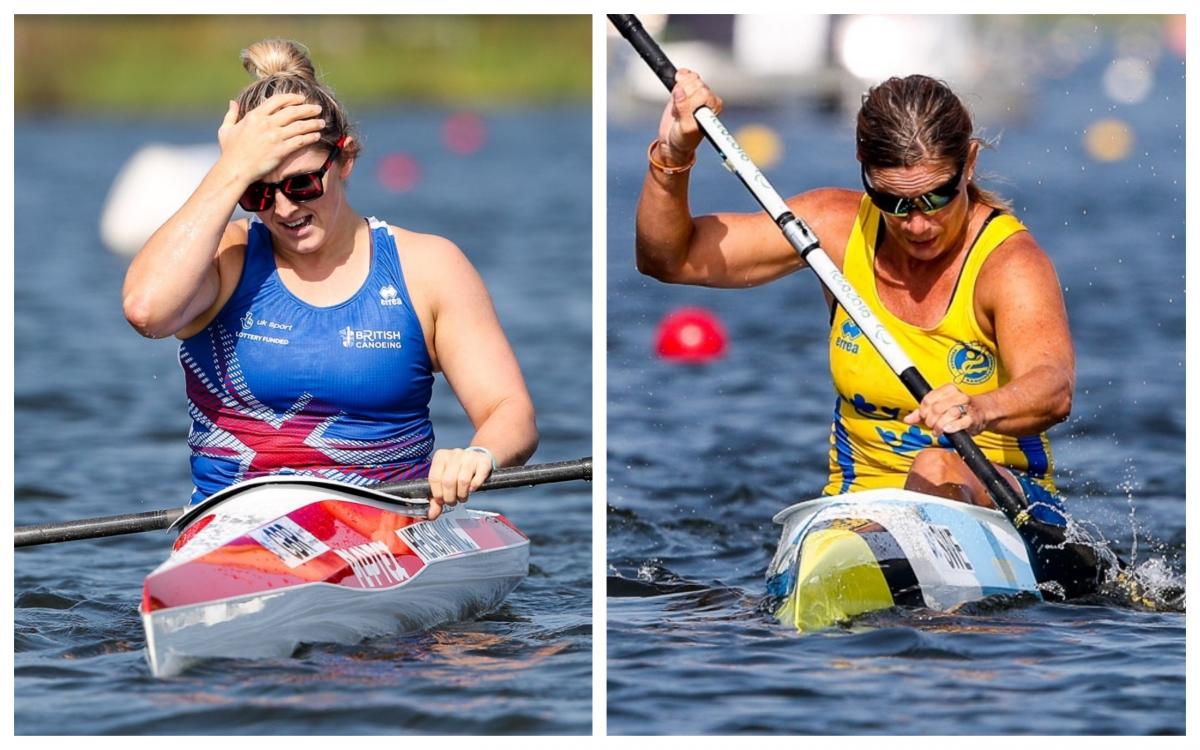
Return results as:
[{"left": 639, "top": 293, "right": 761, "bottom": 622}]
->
[{"left": 766, "top": 488, "right": 1043, "bottom": 632}]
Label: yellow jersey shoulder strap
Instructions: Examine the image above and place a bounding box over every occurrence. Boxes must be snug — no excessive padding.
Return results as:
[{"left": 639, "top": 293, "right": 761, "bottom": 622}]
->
[
  {"left": 841, "top": 195, "right": 881, "bottom": 298},
  {"left": 951, "top": 210, "right": 1028, "bottom": 342},
  {"left": 842, "top": 197, "right": 1028, "bottom": 340},
  {"left": 957, "top": 211, "right": 1027, "bottom": 293},
  {"left": 827, "top": 196, "right": 877, "bottom": 324}
]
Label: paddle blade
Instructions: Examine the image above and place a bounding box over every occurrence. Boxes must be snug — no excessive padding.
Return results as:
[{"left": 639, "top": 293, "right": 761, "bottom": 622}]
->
[{"left": 1017, "top": 519, "right": 1114, "bottom": 599}]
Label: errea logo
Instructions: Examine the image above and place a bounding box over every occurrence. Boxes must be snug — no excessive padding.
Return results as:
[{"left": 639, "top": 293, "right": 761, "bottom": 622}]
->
[
  {"left": 835, "top": 318, "right": 861, "bottom": 355},
  {"left": 379, "top": 285, "right": 404, "bottom": 306}
]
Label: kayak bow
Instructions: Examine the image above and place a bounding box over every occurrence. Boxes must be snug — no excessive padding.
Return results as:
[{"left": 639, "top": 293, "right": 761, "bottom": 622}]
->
[
  {"left": 767, "top": 488, "right": 1045, "bottom": 631},
  {"left": 142, "top": 476, "right": 528, "bottom": 677}
]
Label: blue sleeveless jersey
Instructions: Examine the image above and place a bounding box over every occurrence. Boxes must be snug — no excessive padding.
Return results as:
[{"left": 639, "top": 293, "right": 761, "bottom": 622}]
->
[{"left": 179, "top": 216, "right": 435, "bottom": 504}]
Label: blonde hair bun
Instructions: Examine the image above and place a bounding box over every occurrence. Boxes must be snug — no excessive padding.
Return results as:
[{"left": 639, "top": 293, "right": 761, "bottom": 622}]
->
[
  {"left": 240, "top": 39, "right": 315, "bottom": 81},
  {"left": 233, "top": 38, "right": 358, "bottom": 159}
]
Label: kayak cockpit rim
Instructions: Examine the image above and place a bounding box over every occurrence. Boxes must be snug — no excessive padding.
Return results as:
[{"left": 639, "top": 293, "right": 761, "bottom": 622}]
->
[
  {"left": 772, "top": 487, "right": 1019, "bottom": 527},
  {"left": 170, "top": 475, "right": 430, "bottom": 532}
]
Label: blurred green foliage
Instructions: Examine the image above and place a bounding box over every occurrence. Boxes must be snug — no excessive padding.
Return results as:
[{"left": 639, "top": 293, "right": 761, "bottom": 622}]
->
[{"left": 15, "top": 15, "right": 592, "bottom": 114}]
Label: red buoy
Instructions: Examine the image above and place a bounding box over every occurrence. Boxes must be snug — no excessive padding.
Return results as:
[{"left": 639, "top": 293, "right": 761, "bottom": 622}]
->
[
  {"left": 442, "top": 112, "right": 487, "bottom": 155},
  {"left": 655, "top": 307, "right": 728, "bottom": 363},
  {"left": 376, "top": 153, "right": 421, "bottom": 193}
]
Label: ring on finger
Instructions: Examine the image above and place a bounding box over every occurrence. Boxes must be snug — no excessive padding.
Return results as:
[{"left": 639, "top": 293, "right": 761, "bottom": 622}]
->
[{"left": 957, "top": 404, "right": 968, "bottom": 418}]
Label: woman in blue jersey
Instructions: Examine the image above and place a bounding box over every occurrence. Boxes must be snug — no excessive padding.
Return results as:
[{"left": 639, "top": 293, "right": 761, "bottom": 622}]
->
[
  {"left": 634, "top": 69, "right": 1073, "bottom": 513},
  {"left": 123, "top": 39, "right": 537, "bottom": 518}
]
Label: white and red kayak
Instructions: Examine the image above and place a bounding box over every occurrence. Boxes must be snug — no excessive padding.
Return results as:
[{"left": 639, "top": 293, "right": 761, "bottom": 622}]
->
[{"left": 141, "top": 476, "right": 529, "bottom": 678}]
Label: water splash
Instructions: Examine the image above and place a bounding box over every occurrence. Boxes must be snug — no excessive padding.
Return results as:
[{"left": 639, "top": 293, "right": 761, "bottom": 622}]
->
[
  {"left": 608, "top": 559, "right": 708, "bottom": 597},
  {"left": 1108, "top": 557, "right": 1186, "bottom": 612},
  {"left": 1105, "top": 457, "right": 1185, "bottom": 611}
]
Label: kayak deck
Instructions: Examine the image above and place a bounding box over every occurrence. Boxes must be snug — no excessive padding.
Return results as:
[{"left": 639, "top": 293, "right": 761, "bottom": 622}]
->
[
  {"left": 767, "top": 489, "right": 1041, "bottom": 632},
  {"left": 142, "top": 477, "right": 528, "bottom": 677}
]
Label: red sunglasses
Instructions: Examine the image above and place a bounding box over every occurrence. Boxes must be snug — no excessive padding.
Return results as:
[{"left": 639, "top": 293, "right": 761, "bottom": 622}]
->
[{"left": 238, "top": 135, "right": 346, "bottom": 212}]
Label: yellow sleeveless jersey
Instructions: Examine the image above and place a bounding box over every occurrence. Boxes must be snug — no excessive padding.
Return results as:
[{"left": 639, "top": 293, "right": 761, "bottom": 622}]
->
[{"left": 823, "top": 196, "right": 1056, "bottom": 496}]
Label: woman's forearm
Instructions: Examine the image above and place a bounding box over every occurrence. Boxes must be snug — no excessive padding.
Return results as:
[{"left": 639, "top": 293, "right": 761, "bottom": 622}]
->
[
  {"left": 633, "top": 142, "right": 700, "bottom": 282},
  {"left": 121, "top": 158, "right": 248, "bottom": 338},
  {"left": 975, "top": 364, "right": 1074, "bottom": 437},
  {"left": 466, "top": 395, "right": 539, "bottom": 467}
]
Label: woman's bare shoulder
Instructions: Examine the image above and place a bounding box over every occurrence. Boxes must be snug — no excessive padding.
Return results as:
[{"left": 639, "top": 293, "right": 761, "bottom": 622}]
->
[
  {"left": 388, "top": 224, "right": 487, "bottom": 305},
  {"left": 978, "top": 227, "right": 1059, "bottom": 289},
  {"left": 389, "top": 225, "right": 472, "bottom": 269},
  {"left": 976, "top": 226, "right": 1066, "bottom": 325},
  {"left": 213, "top": 220, "right": 249, "bottom": 280}
]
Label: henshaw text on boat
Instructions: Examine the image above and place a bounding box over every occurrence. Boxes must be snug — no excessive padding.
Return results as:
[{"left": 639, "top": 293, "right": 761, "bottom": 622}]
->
[{"left": 142, "top": 476, "right": 529, "bottom": 677}]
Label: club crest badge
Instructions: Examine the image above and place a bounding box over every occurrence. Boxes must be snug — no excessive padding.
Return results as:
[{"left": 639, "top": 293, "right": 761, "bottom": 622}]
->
[{"left": 947, "top": 341, "right": 996, "bottom": 385}]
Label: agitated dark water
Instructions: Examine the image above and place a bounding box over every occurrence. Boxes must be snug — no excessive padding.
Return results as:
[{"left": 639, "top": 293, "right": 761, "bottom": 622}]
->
[
  {"left": 14, "top": 107, "right": 592, "bottom": 734},
  {"left": 606, "top": 34, "right": 1185, "bottom": 734}
]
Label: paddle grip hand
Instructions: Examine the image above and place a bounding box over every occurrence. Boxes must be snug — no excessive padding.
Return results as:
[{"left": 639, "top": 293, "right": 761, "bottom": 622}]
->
[
  {"left": 655, "top": 70, "right": 724, "bottom": 167},
  {"left": 895, "top": 367, "right": 1025, "bottom": 517},
  {"left": 426, "top": 448, "right": 494, "bottom": 520},
  {"left": 904, "top": 383, "right": 980, "bottom": 437},
  {"left": 610, "top": 15, "right": 720, "bottom": 162}
]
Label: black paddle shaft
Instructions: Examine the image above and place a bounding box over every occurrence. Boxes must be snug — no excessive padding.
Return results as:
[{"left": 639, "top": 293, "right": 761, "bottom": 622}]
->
[
  {"left": 14, "top": 509, "right": 183, "bottom": 547},
  {"left": 609, "top": 15, "right": 677, "bottom": 89},
  {"left": 15, "top": 457, "right": 593, "bottom": 549},
  {"left": 376, "top": 456, "right": 593, "bottom": 497}
]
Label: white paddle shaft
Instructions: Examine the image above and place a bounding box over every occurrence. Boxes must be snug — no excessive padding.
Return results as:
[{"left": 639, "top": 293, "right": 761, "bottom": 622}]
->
[{"left": 693, "top": 105, "right": 917, "bottom": 376}]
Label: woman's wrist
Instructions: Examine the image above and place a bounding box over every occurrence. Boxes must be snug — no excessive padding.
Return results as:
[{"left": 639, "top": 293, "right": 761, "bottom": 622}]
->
[
  {"left": 208, "top": 156, "right": 255, "bottom": 198},
  {"left": 465, "top": 445, "right": 498, "bottom": 471},
  {"left": 648, "top": 139, "right": 696, "bottom": 175},
  {"left": 969, "top": 393, "right": 999, "bottom": 435}
]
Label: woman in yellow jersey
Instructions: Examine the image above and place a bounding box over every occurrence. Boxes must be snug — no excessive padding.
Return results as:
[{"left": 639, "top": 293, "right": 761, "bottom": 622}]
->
[{"left": 634, "top": 70, "right": 1073, "bottom": 513}]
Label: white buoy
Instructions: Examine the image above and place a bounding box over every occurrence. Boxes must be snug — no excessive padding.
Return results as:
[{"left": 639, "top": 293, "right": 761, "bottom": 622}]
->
[{"left": 100, "top": 143, "right": 246, "bottom": 257}]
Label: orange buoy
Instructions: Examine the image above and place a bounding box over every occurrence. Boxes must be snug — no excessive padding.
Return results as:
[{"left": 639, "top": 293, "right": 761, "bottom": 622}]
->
[{"left": 655, "top": 307, "right": 728, "bottom": 363}]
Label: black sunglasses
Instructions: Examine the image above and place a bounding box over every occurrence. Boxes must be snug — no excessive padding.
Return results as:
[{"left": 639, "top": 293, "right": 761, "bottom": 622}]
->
[
  {"left": 239, "top": 135, "right": 346, "bottom": 212},
  {"left": 861, "top": 160, "right": 965, "bottom": 217}
]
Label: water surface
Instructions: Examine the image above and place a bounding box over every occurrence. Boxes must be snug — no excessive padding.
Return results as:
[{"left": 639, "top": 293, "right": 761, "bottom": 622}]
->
[
  {"left": 607, "top": 34, "right": 1185, "bottom": 735},
  {"left": 15, "top": 106, "right": 592, "bottom": 735}
]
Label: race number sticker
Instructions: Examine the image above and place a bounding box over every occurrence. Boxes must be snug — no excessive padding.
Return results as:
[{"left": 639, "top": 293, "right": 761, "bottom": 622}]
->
[
  {"left": 249, "top": 517, "right": 330, "bottom": 568},
  {"left": 924, "top": 524, "right": 974, "bottom": 572},
  {"left": 397, "top": 519, "right": 479, "bottom": 563},
  {"left": 333, "top": 542, "right": 409, "bottom": 588}
]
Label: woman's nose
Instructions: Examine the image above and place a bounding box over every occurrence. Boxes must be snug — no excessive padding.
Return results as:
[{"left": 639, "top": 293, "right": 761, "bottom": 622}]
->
[{"left": 902, "top": 211, "right": 933, "bottom": 233}]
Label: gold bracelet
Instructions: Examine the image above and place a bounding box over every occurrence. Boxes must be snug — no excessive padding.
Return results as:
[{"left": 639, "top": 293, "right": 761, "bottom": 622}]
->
[{"left": 647, "top": 139, "right": 696, "bottom": 175}]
